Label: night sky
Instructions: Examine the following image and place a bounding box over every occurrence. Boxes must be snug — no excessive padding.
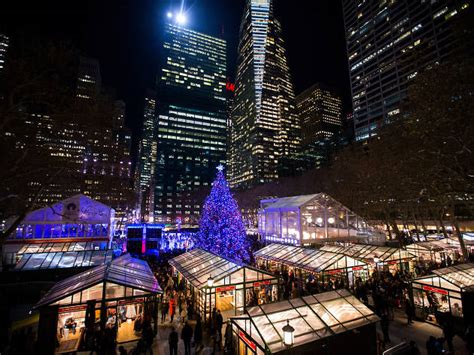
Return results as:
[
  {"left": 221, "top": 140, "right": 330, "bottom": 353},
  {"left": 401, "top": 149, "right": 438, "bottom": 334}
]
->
[{"left": 1, "top": 0, "right": 350, "bottom": 155}]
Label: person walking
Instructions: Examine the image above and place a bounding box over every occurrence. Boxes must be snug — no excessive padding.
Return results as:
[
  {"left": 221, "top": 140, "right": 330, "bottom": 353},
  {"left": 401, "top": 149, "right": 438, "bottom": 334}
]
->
[
  {"left": 169, "top": 297, "right": 176, "bottom": 323},
  {"left": 161, "top": 298, "right": 169, "bottom": 323},
  {"left": 194, "top": 316, "right": 203, "bottom": 352},
  {"left": 168, "top": 327, "right": 178, "bottom": 355},
  {"left": 181, "top": 321, "right": 193, "bottom": 355},
  {"left": 215, "top": 309, "right": 224, "bottom": 350},
  {"left": 405, "top": 298, "right": 415, "bottom": 325},
  {"left": 380, "top": 313, "right": 391, "bottom": 345}
]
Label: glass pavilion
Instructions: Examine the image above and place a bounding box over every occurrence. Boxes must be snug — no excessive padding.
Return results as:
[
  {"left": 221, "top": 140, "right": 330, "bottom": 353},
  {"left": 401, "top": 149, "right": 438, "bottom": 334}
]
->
[
  {"left": 169, "top": 249, "right": 280, "bottom": 321},
  {"left": 13, "top": 242, "right": 113, "bottom": 271},
  {"left": 258, "top": 193, "right": 384, "bottom": 246},
  {"left": 3, "top": 195, "right": 115, "bottom": 268},
  {"left": 411, "top": 263, "right": 474, "bottom": 328},
  {"left": 35, "top": 254, "right": 162, "bottom": 352},
  {"left": 320, "top": 244, "right": 415, "bottom": 274},
  {"left": 254, "top": 244, "right": 368, "bottom": 288},
  {"left": 230, "top": 289, "right": 379, "bottom": 355}
]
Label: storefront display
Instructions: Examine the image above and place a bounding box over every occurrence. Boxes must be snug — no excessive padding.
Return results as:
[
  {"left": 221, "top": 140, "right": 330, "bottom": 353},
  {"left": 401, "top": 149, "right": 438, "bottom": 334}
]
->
[
  {"left": 169, "top": 248, "right": 280, "bottom": 321},
  {"left": 35, "top": 254, "right": 162, "bottom": 352},
  {"left": 406, "top": 239, "right": 463, "bottom": 265},
  {"left": 411, "top": 263, "right": 474, "bottom": 330},
  {"left": 231, "top": 289, "right": 379, "bottom": 354}
]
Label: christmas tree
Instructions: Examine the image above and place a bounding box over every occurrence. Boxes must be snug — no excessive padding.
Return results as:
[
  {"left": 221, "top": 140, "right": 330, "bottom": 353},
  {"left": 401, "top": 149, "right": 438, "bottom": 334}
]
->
[{"left": 196, "top": 165, "right": 251, "bottom": 263}]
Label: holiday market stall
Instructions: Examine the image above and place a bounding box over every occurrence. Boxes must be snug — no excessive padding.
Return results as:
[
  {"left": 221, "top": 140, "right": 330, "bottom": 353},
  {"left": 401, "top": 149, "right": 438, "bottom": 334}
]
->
[
  {"left": 320, "top": 244, "right": 415, "bottom": 274},
  {"left": 35, "top": 254, "right": 162, "bottom": 353},
  {"left": 406, "top": 239, "right": 463, "bottom": 265},
  {"left": 411, "top": 263, "right": 474, "bottom": 330},
  {"left": 254, "top": 244, "right": 368, "bottom": 288},
  {"left": 230, "top": 289, "right": 379, "bottom": 355},
  {"left": 169, "top": 248, "right": 280, "bottom": 321}
]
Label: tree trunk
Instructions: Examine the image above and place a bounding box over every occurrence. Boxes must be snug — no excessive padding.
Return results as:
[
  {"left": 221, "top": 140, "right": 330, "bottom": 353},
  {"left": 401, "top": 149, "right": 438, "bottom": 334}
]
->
[
  {"left": 451, "top": 218, "right": 469, "bottom": 262},
  {"left": 390, "top": 220, "right": 403, "bottom": 247},
  {"left": 384, "top": 219, "right": 392, "bottom": 241}
]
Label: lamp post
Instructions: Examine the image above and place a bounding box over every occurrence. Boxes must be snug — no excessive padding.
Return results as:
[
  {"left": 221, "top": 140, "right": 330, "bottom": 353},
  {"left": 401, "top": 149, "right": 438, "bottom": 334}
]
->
[
  {"left": 282, "top": 319, "right": 295, "bottom": 350},
  {"left": 373, "top": 256, "right": 379, "bottom": 274},
  {"left": 207, "top": 275, "right": 214, "bottom": 323}
]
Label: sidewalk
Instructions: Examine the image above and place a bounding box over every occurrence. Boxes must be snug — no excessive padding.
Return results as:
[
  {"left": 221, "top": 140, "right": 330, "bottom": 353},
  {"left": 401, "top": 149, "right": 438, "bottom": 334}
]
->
[
  {"left": 119, "top": 317, "right": 225, "bottom": 355},
  {"left": 378, "top": 309, "right": 469, "bottom": 355}
]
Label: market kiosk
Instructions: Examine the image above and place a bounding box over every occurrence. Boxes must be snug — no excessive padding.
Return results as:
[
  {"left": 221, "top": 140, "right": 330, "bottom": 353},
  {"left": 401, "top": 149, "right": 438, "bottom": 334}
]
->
[
  {"left": 255, "top": 244, "right": 368, "bottom": 288},
  {"left": 35, "top": 254, "right": 162, "bottom": 353},
  {"left": 411, "top": 263, "right": 474, "bottom": 332},
  {"left": 230, "top": 289, "right": 379, "bottom": 355},
  {"left": 406, "top": 239, "right": 463, "bottom": 264},
  {"left": 169, "top": 249, "right": 280, "bottom": 321},
  {"left": 320, "top": 244, "right": 415, "bottom": 274}
]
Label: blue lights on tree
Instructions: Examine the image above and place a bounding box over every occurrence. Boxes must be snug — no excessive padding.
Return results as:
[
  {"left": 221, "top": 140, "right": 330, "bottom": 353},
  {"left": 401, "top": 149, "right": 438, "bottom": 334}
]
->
[{"left": 196, "top": 165, "right": 251, "bottom": 263}]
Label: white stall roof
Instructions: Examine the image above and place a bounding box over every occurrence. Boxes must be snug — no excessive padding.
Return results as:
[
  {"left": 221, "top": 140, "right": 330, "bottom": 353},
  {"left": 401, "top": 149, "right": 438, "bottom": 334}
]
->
[
  {"left": 169, "top": 248, "right": 276, "bottom": 290},
  {"left": 35, "top": 254, "right": 161, "bottom": 308},
  {"left": 255, "top": 244, "right": 366, "bottom": 273},
  {"left": 413, "top": 263, "right": 474, "bottom": 292},
  {"left": 232, "top": 289, "right": 379, "bottom": 353},
  {"left": 321, "top": 244, "right": 415, "bottom": 263},
  {"left": 22, "top": 194, "right": 114, "bottom": 224}
]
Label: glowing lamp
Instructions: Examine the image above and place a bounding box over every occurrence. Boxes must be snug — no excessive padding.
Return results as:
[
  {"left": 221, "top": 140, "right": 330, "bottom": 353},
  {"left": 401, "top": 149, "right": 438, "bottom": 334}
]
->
[
  {"left": 328, "top": 217, "right": 335, "bottom": 224},
  {"left": 167, "top": 12, "right": 173, "bottom": 18},
  {"left": 306, "top": 216, "right": 312, "bottom": 223},
  {"left": 373, "top": 257, "right": 379, "bottom": 264},
  {"left": 282, "top": 320, "right": 295, "bottom": 347},
  {"left": 316, "top": 217, "right": 323, "bottom": 224},
  {"left": 207, "top": 275, "right": 214, "bottom": 288},
  {"left": 176, "top": 13, "right": 187, "bottom": 24}
]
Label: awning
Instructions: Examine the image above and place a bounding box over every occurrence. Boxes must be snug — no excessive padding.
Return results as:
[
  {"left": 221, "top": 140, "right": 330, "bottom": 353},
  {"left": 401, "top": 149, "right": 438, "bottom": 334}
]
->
[
  {"left": 254, "top": 244, "right": 367, "bottom": 273},
  {"left": 406, "top": 239, "right": 460, "bottom": 253},
  {"left": 320, "top": 244, "right": 415, "bottom": 263},
  {"left": 35, "top": 254, "right": 161, "bottom": 308},
  {"left": 232, "top": 289, "right": 379, "bottom": 353},
  {"left": 169, "top": 248, "right": 277, "bottom": 290}
]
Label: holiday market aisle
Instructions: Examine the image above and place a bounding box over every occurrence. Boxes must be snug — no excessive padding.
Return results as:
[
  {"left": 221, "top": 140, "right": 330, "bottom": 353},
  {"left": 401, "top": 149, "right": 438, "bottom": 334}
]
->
[
  {"left": 169, "top": 248, "right": 280, "bottom": 321},
  {"left": 254, "top": 243, "right": 368, "bottom": 287}
]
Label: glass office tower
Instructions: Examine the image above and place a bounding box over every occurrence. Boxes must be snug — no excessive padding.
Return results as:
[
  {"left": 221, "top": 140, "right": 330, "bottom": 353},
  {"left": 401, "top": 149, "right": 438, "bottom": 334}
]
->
[
  {"left": 342, "top": 0, "right": 471, "bottom": 141},
  {"left": 154, "top": 23, "right": 227, "bottom": 224},
  {"left": 229, "top": 0, "right": 301, "bottom": 188}
]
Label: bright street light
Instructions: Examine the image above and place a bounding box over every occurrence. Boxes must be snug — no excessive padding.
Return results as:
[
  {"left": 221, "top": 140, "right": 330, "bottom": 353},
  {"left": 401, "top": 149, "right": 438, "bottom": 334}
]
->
[{"left": 167, "top": 12, "right": 173, "bottom": 19}]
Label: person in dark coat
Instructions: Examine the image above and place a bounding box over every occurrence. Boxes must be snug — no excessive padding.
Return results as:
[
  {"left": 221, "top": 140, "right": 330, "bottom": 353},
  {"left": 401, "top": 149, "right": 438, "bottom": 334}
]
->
[
  {"left": 194, "top": 316, "right": 203, "bottom": 351},
  {"left": 168, "top": 327, "right": 178, "bottom": 355},
  {"left": 380, "top": 313, "right": 391, "bottom": 344},
  {"left": 181, "top": 321, "right": 193, "bottom": 355},
  {"left": 215, "top": 309, "right": 224, "bottom": 350},
  {"left": 405, "top": 298, "right": 415, "bottom": 325}
]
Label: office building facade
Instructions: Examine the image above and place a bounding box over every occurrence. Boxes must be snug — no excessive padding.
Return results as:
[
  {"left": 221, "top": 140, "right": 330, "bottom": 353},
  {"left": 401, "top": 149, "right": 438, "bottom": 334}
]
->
[
  {"left": 0, "top": 33, "right": 8, "bottom": 73},
  {"left": 342, "top": 0, "right": 471, "bottom": 141},
  {"left": 154, "top": 23, "right": 227, "bottom": 224},
  {"left": 296, "top": 84, "right": 342, "bottom": 144},
  {"left": 137, "top": 90, "right": 157, "bottom": 222},
  {"left": 229, "top": 0, "right": 301, "bottom": 188}
]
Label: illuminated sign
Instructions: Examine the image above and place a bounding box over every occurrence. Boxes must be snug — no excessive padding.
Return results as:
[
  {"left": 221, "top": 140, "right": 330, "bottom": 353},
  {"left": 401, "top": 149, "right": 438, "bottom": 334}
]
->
[
  {"left": 239, "top": 331, "right": 257, "bottom": 351},
  {"left": 226, "top": 82, "right": 235, "bottom": 92},
  {"left": 422, "top": 285, "right": 448, "bottom": 295},
  {"left": 253, "top": 280, "right": 271, "bottom": 287},
  {"left": 327, "top": 269, "right": 343, "bottom": 275},
  {"left": 59, "top": 305, "right": 87, "bottom": 313},
  {"left": 216, "top": 285, "right": 235, "bottom": 293},
  {"left": 352, "top": 266, "right": 364, "bottom": 271}
]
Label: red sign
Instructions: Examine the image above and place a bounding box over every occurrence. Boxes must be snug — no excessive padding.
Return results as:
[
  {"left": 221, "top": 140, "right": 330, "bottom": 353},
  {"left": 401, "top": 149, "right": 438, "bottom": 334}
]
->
[
  {"left": 226, "top": 82, "right": 235, "bottom": 92},
  {"left": 327, "top": 269, "right": 343, "bottom": 275},
  {"left": 352, "top": 266, "right": 364, "bottom": 271},
  {"left": 59, "top": 305, "right": 87, "bottom": 314},
  {"left": 423, "top": 285, "right": 448, "bottom": 295},
  {"left": 387, "top": 261, "right": 398, "bottom": 265},
  {"left": 216, "top": 285, "right": 235, "bottom": 293},
  {"left": 239, "top": 331, "right": 257, "bottom": 351},
  {"left": 254, "top": 280, "right": 271, "bottom": 287}
]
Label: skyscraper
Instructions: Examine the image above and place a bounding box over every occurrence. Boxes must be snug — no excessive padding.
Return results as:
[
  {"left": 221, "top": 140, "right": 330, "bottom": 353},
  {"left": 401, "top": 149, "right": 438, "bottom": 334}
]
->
[
  {"left": 0, "top": 33, "right": 8, "bottom": 73},
  {"left": 229, "top": 0, "right": 300, "bottom": 188},
  {"left": 296, "top": 84, "right": 342, "bottom": 144},
  {"left": 76, "top": 56, "right": 101, "bottom": 100},
  {"left": 342, "top": 0, "right": 471, "bottom": 141},
  {"left": 154, "top": 23, "right": 227, "bottom": 224},
  {"left": 137, "top": 90, "right": 157, "bottom": 222}
]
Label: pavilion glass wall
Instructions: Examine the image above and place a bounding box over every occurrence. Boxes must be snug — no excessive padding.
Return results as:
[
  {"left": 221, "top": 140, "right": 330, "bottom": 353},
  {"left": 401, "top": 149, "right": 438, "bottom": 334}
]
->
[
  {"left": 52, "top": 284, "right": 156, "bottom": 350},
  {"left": 14, "top": 223, "right": 110, "bottom": 240}
]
